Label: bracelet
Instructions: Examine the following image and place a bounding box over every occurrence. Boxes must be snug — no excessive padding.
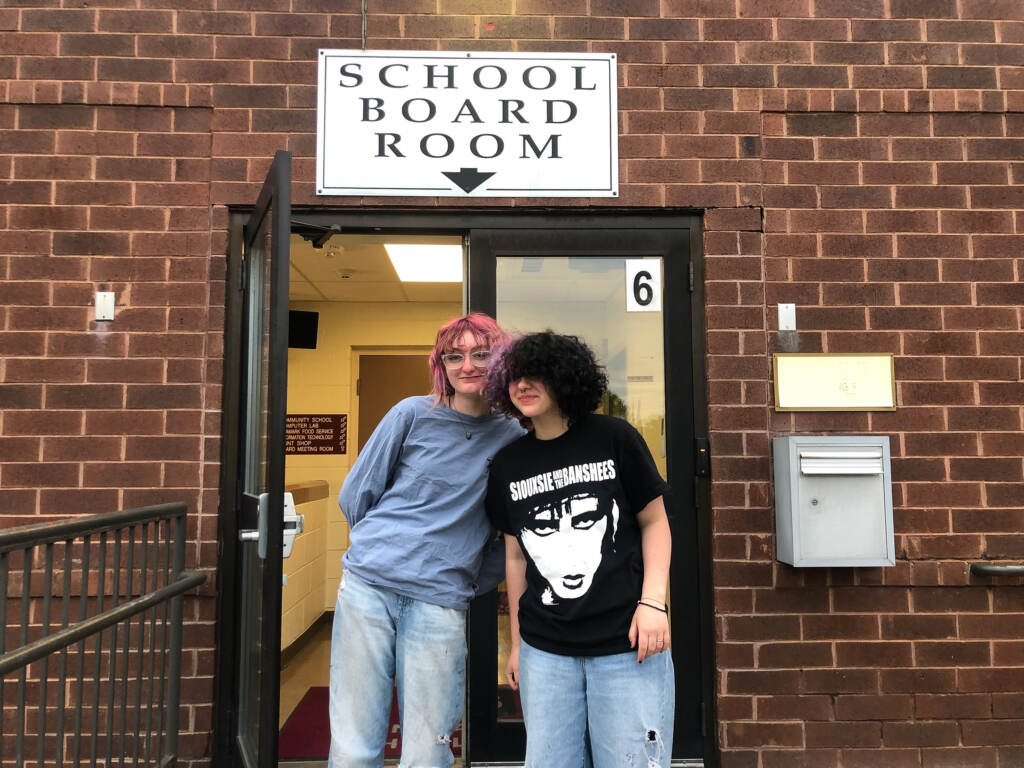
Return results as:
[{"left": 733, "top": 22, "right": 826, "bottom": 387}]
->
[
  {"left": 637, "top": 599, "right": 668, "bottom": 614},
  {"left": 640, "top": 596, "right": 666, "bottom": 609}
]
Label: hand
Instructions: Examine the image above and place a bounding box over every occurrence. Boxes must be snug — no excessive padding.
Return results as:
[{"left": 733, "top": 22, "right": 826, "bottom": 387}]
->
[
  {"left": 505, "top": 644, "right": 520, "bottom": 691},
  {"left": 629, "top": 604, "right": 671, "bottom": 663}
]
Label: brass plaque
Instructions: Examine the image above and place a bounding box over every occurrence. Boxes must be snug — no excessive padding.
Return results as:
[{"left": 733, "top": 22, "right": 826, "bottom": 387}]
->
[{"left": 774, "top": 354, "right": 896, "bottom": 412}]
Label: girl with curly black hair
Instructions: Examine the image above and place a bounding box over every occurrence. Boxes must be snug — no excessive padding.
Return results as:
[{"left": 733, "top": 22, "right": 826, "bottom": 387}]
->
[{"left": 484, "top": 331, "right": 675, "bottom": 768}]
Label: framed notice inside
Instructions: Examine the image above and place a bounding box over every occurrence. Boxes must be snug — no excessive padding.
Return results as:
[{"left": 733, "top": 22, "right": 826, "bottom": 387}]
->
[
  {"left": 285, "top": 414, "right": 348, "bottom": 454},
  {"left": 774, "top": 354, "right": 896, "bottom": 411}
]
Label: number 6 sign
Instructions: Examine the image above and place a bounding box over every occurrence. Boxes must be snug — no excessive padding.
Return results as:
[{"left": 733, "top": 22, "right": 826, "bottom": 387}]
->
[{"left": 625, "top": 259, "right": 662, "bottom": 312}]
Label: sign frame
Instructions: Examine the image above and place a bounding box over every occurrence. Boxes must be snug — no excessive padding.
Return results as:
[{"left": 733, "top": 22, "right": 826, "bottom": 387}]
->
[
  {"left": 316, "top": 49, "right": 618, "bottom": 198},
  {"left": 773, "top": 353, "right": 897, "bottom": 412}
]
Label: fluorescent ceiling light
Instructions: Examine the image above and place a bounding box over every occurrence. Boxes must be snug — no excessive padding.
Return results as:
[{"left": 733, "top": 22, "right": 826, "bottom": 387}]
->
[{"left": 385, "top": 244, "right": 463, "bottom": 282}]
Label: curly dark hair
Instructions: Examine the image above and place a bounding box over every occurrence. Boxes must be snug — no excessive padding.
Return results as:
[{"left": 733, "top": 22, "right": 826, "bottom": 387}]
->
[{"left": 485, "top": 331, "right": 608, "bottom": 426}]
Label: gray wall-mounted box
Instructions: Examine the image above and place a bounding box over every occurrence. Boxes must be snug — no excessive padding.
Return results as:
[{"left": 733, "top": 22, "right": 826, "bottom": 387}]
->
[{"left": 774, "top": 435, "right": 895, "bottom": 567}]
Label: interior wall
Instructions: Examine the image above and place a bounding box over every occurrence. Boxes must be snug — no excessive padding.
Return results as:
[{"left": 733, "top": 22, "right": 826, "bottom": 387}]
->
[{"left": 285, "top": 300, "right": 461, "bottom": 616}]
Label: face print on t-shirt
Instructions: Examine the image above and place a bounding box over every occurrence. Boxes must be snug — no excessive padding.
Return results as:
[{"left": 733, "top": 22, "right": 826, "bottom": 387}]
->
[{"left": 520, "top": 491, "right": 620, "bottom": 605}]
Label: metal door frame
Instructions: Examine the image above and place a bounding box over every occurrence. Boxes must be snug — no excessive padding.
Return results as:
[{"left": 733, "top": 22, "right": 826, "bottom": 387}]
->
[{"left": 212, "top": 208, "right": 716, "bottom": 768}]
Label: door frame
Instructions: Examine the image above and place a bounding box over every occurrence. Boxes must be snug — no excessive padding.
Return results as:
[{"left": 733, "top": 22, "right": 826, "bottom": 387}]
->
[{"left": 213, "top": 209, "right": 716, "bottom": 767}]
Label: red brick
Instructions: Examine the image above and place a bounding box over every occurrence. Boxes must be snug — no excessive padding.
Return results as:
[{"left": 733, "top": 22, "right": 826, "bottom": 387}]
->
[
  {"left": 777, "top": 18, "right": 847, "bottom": 40},
  {"left": 983, "top": 433, "right": 1024, "bottom": 456},
  {"left": 83, "top": 462, "right": 162, "bottom": 488},
  {"left": 703, "top": 18, "right": 771, "bottom": 40},
  {"left": 44, "top": 384, "right": 124, "bottom": 409},
  {"left": 84, "top": 410, "right": 164, "bottom": 436},
  {"left": 757, "top": 642, "right": 833, "bottom": 668},
  {"left": 968, "top": 138, "right": 1024, "bottom": 160},
  {"left": 805, "top": 721, "right": 881, "bottom": 748},
  {"left": 787, "top": 113, "right": 856, "bottom": 136},
  {"left": 704, "top": 65, "right": 775, "bottom": 88},
  {"left": 726, "top": 722, "right": 804, "bottom": 748},
  {"left": 41, "top": 436, "right": 121, "bottom": 462},
  {"left": 816, "top": 0, "right": 885, "bottom": 18},
  {"left": 978, "top": 388, "right": 1024, "bottom": 412},
  {"left": 627, "top": 18, "right": 697, "bottom": 40},
  {"left": 727, "top": 670, "right": 802, "bottom": 695},
  {"left": 863, "top": 162, "right": 932, "bottom": 185},
  {"left": 757, "top": 694, "right": 832, "bottom": 720},
  {"left": 665, "top": 41, "right": 736, "bottom": 64},
  {"left": 836, "top": 694, "right": 913, "bottom": 721},
  {"left": 724, "top": 615, "right": 801, "bottom": 642},
  {"left": 928, "top": 20, "right": 996, "bottom": 41},
  {"left": 960, "top": 668, "right": 1024, "bottom": 693},
  {"left": 962, "top": 719, "right": 1024, "bottom": 746},
  {"left": 664, "top": 88, "right": 734, "bottom": 110},
  {"left": 2, "top": 463, "right": 80, "bottom": 488}
]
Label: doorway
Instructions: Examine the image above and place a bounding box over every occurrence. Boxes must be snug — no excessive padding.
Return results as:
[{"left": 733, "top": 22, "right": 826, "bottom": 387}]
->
[
  {"left": 214, "top": 175, "right": 714, "bottom": 767},
  {"left": 279, "top": 232, "right": 463, "bottom": 764}
]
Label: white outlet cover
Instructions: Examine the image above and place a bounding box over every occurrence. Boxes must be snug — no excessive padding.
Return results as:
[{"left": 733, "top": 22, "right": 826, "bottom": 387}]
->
[
  {"left": 778, "top": 303, "right": 796, "bottom": 331},
  {"left": 95, "top": 292, "right": 115, "bottom": 322}
]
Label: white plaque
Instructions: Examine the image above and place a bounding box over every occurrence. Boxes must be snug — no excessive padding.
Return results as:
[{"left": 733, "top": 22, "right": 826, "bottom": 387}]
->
[
  {"left": 625, "top": 259, "right": 662, "bottom": 312},
  {"left": 316, "top": 50, "right": 618, "bottom": 198}
]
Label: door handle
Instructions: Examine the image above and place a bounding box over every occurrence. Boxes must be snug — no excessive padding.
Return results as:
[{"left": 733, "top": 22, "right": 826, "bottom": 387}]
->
[
  {"left": 282, "top": 493, "right": 304, "bottom": 559},
  {"left": 238, "top": 492, "right": 302, "bottom": 560},
  {"left": 971, "top": 562, "right": 1024, "bottom": 577}
]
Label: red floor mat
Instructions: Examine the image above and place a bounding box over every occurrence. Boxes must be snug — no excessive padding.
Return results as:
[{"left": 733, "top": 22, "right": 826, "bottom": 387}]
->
[
  {"left": 279, "top": 686, "right": 331, "bottom": 760},
  {"left": 278, "top": 686, "right": 463, "bottom": 759}
]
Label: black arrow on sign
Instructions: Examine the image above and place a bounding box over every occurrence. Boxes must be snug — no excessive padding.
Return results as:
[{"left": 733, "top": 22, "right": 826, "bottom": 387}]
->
[{"left": 442, "top": 168, "right": 495, "bottom": 194}]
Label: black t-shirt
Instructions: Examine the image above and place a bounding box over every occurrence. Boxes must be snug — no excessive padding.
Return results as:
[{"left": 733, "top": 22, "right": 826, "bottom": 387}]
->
[{"left": 486, "top": 414, "right": 670, "bottom": 657}]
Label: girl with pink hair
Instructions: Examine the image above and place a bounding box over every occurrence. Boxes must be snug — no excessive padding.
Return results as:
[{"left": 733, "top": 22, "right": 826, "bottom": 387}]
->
[{"left": 328, "top": 313, "right": 524, "bottom": 768}]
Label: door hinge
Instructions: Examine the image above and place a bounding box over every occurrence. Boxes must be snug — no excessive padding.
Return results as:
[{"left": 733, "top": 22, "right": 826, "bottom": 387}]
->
[
  {"left": 695, "top": 437, "right": 710, "bottom": 477},
  {"left": 701, "top": 702, "right": 708, "bottom": 737},
  {"left": 688, "top": 261, "right": 694, "bottom": 293},
  {"left": 237, "top": 257, "right": 246, "bottom": 292},
  {"left": 356, "top": 378, "right": 360, "bottom": 396}
]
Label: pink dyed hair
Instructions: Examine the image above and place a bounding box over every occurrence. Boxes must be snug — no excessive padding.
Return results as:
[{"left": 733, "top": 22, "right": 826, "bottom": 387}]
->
[{"left": 429, "top": 313, "right": 506, "bottom": 404}]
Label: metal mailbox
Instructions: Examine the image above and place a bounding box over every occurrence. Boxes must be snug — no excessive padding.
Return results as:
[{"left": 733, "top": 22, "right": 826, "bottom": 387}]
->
[{"left": 773, "top": 435, "right": 895, "bottom": 567}]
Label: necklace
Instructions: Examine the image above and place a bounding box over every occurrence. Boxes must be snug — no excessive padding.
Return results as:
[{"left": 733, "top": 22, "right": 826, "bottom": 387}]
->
[{"left": 447, "top": 395, "right": 476, "bottom": 439}]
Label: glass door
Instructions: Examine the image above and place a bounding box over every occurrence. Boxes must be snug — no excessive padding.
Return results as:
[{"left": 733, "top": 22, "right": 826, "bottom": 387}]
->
[
  {"left": 234, "top": 150, "right": 291, "bottom": 768},
  {"left": 467, "top": 227, "right": 706, "bottom": 764}
]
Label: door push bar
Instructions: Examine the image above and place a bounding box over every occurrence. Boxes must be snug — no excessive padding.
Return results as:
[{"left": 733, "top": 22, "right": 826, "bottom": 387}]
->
[{"left": 239, "top": 491, "right": 306, "bottom": 562}]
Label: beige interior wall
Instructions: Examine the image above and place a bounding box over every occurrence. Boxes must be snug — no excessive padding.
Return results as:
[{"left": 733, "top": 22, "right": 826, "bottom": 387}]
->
[
  {"left": 284, "top": 300, "right": 460, "bottom": 629},
  {"left": 281, "top": 491, "right": 328, "bottom": 649}
]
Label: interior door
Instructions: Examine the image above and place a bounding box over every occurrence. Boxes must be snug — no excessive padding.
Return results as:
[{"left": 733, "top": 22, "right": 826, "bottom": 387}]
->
[
  {"left": 357, "top": 354, "right": 431, "bottom": 451},
  {"left": 467, "top": 227, "right": 709, "bottom": 764},
  {"left": 234, "top": 150, "right": 291, "bottom": 768}
]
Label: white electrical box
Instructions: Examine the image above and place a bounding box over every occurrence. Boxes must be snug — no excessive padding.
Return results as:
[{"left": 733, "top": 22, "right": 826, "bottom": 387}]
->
[{"left": 773, "top": 435, "right": 895, "bottom": 567}]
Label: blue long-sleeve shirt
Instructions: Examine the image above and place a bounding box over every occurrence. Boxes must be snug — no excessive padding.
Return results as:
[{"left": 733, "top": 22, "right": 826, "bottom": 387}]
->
[{"left": 339, "top": 395, "right": 525, "bottom": 610}]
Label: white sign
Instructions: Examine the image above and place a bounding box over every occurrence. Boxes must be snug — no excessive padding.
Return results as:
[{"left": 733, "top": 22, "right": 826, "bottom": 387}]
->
[
  {"left": 316, "top": 50, "right": 618, "bottom": 198},
  {"left": 625, "top": 260, "right": 662, "bottom": 312}
]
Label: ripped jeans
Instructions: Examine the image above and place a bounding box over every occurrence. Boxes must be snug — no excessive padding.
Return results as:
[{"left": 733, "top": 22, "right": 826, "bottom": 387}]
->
[
  {"left": 327, "top": 570, "right": 466, "bottom": 768},
  {"left": 518, "top": 640, "right": 675, "bottom": 768}
]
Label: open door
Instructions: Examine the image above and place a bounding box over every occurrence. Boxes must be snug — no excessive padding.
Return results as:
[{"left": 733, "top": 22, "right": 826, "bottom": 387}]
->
[{"left": 230, "top": 150, "right": 292, "bottom": 767}]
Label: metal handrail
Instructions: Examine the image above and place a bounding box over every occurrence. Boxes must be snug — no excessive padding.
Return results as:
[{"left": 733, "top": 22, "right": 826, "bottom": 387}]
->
[
  {"left": 0, "top": 571, "right": 205, "bottom": 676},
  {"left": 0, "top": 502, "right": 206, "bottom": 768},
  {"left": 0, "top": 503, "right": 185, "bottom": 554}
]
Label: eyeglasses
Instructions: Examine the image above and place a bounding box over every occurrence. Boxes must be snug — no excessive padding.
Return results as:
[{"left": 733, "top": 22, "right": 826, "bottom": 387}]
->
[{"left": 441, "top": 350, "right": 492, "bottom": 368}]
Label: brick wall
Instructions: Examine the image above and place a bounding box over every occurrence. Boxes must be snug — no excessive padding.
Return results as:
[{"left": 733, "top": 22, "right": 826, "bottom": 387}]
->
[{"left": 2, "top": 1, "right": 1023, "bottom": 766}]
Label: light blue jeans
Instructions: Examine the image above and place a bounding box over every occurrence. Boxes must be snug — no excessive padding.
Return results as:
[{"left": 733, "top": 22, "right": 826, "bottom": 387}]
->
[
  {"left": 518, "top": 640, "right": 675, "bottom": 768},
  {"left": 327, "top": 570, "right": 466, "bottom": 768}
]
